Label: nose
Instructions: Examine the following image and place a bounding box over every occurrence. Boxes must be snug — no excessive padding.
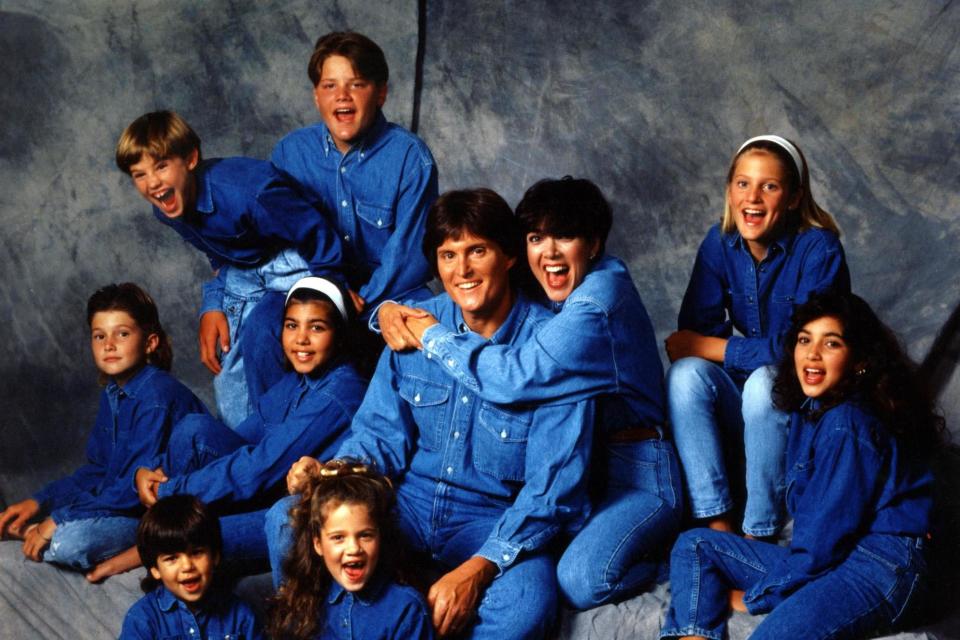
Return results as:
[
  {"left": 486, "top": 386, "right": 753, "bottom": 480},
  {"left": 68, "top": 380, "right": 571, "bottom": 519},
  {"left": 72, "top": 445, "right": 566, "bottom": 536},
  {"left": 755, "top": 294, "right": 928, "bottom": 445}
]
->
[
  {"left": 103, "top": 336, "right": 117, "bottom": 351},
  {"left": 747, "top": 184, "right": 762, "bottom": 202},
  {"left": 295, "top": 327, "right": 310, "bottom": 345},
  {"left": 456, "top": 254, "right": 472, "bottom": 277},
  {"left": 345, "top": 536, "right": 361, "bottom": 554},
  {"left": 805, "top": 342, "right": 821, "bottom": 360},
  {"left": 178, "top": 555, "right": 195, "bottom": 571},
  {"left": 335, "top": 83, "right": 350, "bottom": 101},
  {"left": 543, "top": 237, "right": 559, "bottom": 257},
  {"left": 145, "top": 170, "right": 161, "bottom": 189}
]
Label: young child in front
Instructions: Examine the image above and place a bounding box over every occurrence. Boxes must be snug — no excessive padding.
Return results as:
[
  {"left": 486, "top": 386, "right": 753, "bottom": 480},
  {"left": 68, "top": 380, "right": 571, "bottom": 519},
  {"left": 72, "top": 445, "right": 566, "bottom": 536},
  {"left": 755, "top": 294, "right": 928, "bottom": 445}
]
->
[
  {"left": 661, "top": 291, "right": 941, "bottom": 639},
  {"left": 120, "top": 495, "right": 263, "bottom": 639},
  {"left": 116, "top": 111, "right": 345, "bottom": 429},
  {"left": 268, "top": 461, "right": 433, "bottom": 640},
  {"left": 0, "top": 283, "right": 223, "bottom": 580}
]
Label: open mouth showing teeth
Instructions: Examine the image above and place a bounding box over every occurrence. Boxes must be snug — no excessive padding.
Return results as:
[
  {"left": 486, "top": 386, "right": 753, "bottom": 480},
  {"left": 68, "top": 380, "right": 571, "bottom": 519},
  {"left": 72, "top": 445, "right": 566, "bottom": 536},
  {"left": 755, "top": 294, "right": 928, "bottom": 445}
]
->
[
  {"left": 457, "top": 281, "right": 480, "bottom": 290},
  {"left": 544, "top": 265, "right": 569, "bottom": 274},
  {"left": 155, "top": 188, "right": 175, "bottom": 203},
  {"left": 743, "top": 209, "right": 765, "bottom": 220}
]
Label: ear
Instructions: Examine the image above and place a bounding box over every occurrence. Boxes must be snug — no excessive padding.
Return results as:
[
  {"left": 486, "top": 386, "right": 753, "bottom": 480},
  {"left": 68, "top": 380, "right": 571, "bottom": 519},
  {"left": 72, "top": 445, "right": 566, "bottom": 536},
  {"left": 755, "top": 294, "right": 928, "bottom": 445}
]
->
[
  {"left": 505, "top": 254, "right": 517, "bottom": 270},
  {"left": 212, "top": 550, "right": 221, "bottom": 568},
  {"left": 144, "top": 332, "right": 160, "bottom": 356},
  {"left": 149, "top": 566, "right": 162, "bottom": 581},
  {"left": 313, "top": 535, "right": 324, "bottom": 558},
  {"left": 185, "top": 148, "right": 200, "bottom": 172},
  {"left": 312, "top": 84, "right": 323, "bottom": 113},
  {"left": 788, "top": 185, "right": 804, "bottom": 210},
  {"left": 588, "top": 237, "right": 602, "bottom": 259},
  {"left": 376, "top": 83, "right": 388, "bottom": 109}
]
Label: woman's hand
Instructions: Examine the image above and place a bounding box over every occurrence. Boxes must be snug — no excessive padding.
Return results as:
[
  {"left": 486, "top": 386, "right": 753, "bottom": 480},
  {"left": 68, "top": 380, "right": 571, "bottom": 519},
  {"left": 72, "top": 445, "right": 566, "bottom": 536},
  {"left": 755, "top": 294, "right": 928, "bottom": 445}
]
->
[
  {"left": 427, "top": 556, "right": 497, "bottom": 637},
  {"left": 0, "top": 498, "right": 40, "bottom": 539},
  {"left": 199, "top": 310, "right": 230, "bottom": 374},
  {"left": 378, "top": 302, "right": 431, "bottom": 351},
  {"left": 135, "top": 467, "right": 168, "bottom": 507},
  {"left": 22, "top": 517, "right": 56, "bottom": 561},
  {"left": 348, "top": 289, "right": 366, "bottom": 315},
  {"left": 286, "top": 456, "right": 322, "bottom": 494},
  {"left": 665, "top": 330, "right": 727, "bottom": 363}
]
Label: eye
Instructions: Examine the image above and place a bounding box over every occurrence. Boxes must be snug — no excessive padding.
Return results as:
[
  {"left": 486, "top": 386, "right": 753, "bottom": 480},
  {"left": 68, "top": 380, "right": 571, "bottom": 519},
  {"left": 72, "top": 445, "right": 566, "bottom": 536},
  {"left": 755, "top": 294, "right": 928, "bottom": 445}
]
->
[
  {"left": 825, "top": 339, "right": 845, "bottom": 349},
  {"left": 92, "top": 333, "right": 104, "bottom": 341},
  {"left": 310, "top": 323, "right": 328, "bottom": 333},
  {"left": 360, "top": 530, "right": 377, "bottom": 540},
  {"left": 796, "top": 335, "right": 809, "bottom": 345},
  {"left": 283, "top": 321, "right": 297, "bottom": 331},
  {"left": 155, "top": 160, "right": 167, "bottom": 170},
  {"left": 763, "top": 182, "right": 780, "bottom": 192},
  {"left": 736, "top": 179, "right": 748, "bottom": 189},
  {"left": 439, "top": 250, "right": 454, "bottom": 261},
  {"left": 330, "top": 534, "right": 344, "bottom": 542},
  {"left": 118, "top": 330, "right": 130, "bottom": 338},
  {"left": 527, "top": 234, "right": 541, "bottom": 244},
  {"left": 351, "top": 81, "right": 368, "bottom": 89},
  {"left": 471, "top": 246, "right": 486, "bottom": 256}
]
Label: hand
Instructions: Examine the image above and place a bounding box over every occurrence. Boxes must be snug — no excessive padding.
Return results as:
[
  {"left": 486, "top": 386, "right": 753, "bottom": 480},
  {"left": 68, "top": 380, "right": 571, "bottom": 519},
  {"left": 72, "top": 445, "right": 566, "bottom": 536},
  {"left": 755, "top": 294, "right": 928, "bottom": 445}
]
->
[
  {"left": 135, "top": 467, "right": 168, "bottom": 507},
  {"left": 405, "top": 312, "right": 440, "bottom": 345},
  {"left": 379, "top": 302, "right": 431, "bottom": 351},
  {"left": 427, "top": 556, "right": 497, "bottom": 637},
  {"left": 348, "top": 289, "right": 366, "bottom": 315},
  {"left": 22, "top": 517, "right": 56, "bottom": 561},
  {"left": 0, "top": 498, "right": 40, "bottom": 539},
  {"left": 730, "top": 589, "right": 747, "bottom": 613},
  {"left": 198, "top": 310, "right": 230, "bottom": 375},
  {"left": 665, "top": 330, "right": 726, "bottom": 363},
  {"left": 286, "top": 456, "right": 322, "bottom": 494}
]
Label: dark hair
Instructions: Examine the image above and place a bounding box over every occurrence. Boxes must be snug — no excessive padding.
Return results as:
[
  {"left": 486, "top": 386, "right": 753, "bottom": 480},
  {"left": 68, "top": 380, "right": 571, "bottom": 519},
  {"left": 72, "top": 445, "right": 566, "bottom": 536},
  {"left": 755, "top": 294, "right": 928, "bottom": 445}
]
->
[
  {"left": 422, "top": 188, "right": 522, "bottom": 277},
  {"left": 773, "top": 291, "right": 945, "bottom": 456},
  {"left": 268, "top": 461, "right": 397, "bottom": 640},
  {"left": 87, "top": 282, "right": 173, "bottom": 374},
  {"left": 116, "top": 110, "right": 202, "bottom": 174},
  {"left": 136, "top": 495, "right": 222, "bottom": 592},
  {"left": 516, "top": 176, "right": 613, "bottom": 255},
  {"left": 308, "top": 31, "right": 389, "bottom": 87}
]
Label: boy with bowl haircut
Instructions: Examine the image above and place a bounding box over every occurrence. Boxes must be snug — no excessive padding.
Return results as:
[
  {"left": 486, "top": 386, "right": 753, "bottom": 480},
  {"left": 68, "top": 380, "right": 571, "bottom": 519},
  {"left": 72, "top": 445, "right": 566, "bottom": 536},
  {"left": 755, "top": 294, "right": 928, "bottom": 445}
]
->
[
  {"left": 271, "top": 31, "right": 438, "bottom": 319},
  {"left": 116, "top": 110, "right": 345, "bottom": 429},
  {"left": 120, "top": 495, "right": 262, "bottom": 639}
]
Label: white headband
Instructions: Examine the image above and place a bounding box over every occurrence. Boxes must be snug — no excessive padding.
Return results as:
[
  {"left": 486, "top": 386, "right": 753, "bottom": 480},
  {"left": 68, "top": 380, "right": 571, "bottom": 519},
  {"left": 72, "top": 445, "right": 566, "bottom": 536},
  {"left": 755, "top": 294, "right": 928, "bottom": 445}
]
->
[
  {"left": 285, "top": 276, "right": 349, "bottom": 323},
  {"left": 737, "top": 135, "right": 804, "bottom": 185}
]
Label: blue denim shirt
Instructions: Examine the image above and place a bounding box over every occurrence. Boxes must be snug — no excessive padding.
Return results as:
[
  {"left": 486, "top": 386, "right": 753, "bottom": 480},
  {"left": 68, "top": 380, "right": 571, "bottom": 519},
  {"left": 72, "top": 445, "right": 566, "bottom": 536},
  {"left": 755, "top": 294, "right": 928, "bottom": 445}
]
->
[
  {"left": 319, "top": 574, "right": 434, "bottom": 640},
  {"left": 337, "top": 292, "right": 595, "bottom": 571},
  {"left": 33, "top": 365, "right": 208, "bottom": 524},
  {"left": 150, "top": 157, "right": 344, "bottom": 315},
  {"left": 679, "top": 224, "right": 850, "bottom": 378},
  {"left": 120, "top": 585, "right": 263, "bottom": 639},
  {"left": 271, "top": 113, "right": 437, "bottom": 314},
  {"left": 157, "top": 362, "right": 366, "bottom": 507},
  {"left": 419, "top": 255, "right": 665, "bottom": 433},
  {"left": 743, "top": 399, "right": 934, "bottom": 613}
]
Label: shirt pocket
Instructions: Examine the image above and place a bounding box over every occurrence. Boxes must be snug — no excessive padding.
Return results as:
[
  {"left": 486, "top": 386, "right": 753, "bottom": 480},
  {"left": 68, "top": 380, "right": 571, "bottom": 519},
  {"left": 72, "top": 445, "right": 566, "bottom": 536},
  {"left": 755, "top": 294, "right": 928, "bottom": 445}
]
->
[
  {"left": 356, "top": 201, "right": 395, "bottom": 233},
  {"left": 770, "top": 294, "right": 796, "bottom": 330},
  {"left": 398, "top": 375, "right": 450, "bottom": 451},
  {"left": 785, "top": 455, "right": 814, "bottom": 508},
  {"left": 473, "top": 403, "right": 532, "bottom": 482}
]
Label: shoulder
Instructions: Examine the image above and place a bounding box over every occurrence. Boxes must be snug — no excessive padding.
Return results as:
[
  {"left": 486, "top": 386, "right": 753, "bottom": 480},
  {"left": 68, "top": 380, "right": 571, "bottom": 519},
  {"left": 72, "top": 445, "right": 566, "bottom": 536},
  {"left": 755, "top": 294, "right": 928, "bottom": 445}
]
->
[
  {"left": 203, "top": 157, "right": 278, "bottom": 192},
  {"left": 274, "top": 124, "right": 326, "bottom": 154},
  {"left": 314, "top": 363, "right": 369, "bottom": 407},
  {"left": 121, "top": 591, "right": 163, "bottom": 632},
  {"left": 792, "top": 226, "right": 843, "bottom": 253},
  {"left": 569, "top": 255, "right": 640, "bottom": 311},
  {"left": 376, "top": 581, "right": 431, "bottom": 618},
  {"left": 816, "top": 400, "right": 889, "bottom": 455},
  {"left": 131, "top": 367, "right": 197, "bottom": 407},
  {"left": 379, "top": 121, "right": 436, "bottom": 167}
]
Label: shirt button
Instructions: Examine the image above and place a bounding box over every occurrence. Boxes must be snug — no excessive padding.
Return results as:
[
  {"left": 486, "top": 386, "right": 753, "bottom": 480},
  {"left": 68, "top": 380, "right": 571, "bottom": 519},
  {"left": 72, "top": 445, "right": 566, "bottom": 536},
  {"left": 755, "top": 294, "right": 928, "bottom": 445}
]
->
[
  {"left": 453, "top": 431, "right": 460, "bottom": 439},
  {"left": 360, "top": 152, "right": 365, "bottom": 158},
  {"left": 428, "top": 340, "right": 435, "bottom": 348},
  {"left": 447, "top": 358, "right": 455, "bottom": 367},
  {"left": 341, "top": 199, "right": 348, "bottom": 207},
  {"left": 748, "top": 296, "right": 754, "bottom": 302},
  {"left": 446, "top": 466, "right": 454, "bottom": 474},
  {"left": 426, "top": 353, "right": 432, "bottom": 359},
  {"left": 461, "top": 396, "right": 469, "bottom": 404},
  {"left": 502, "top": 553, "right": 510, "bottom": 561},
  {"left": 377, "top": 218, "right": 383, "bottom": 227},
  {"left": 414, "top": 393, "right": 421, "bottom": 402},
  {"left": 340, "top": 167, "right": 346, "bottom": 173},
  {"left": 344, "top": 234, "right": 350, "bottom": 242},
  {"left": 500, "top": 429, "right": 508, "bottom": 439}
]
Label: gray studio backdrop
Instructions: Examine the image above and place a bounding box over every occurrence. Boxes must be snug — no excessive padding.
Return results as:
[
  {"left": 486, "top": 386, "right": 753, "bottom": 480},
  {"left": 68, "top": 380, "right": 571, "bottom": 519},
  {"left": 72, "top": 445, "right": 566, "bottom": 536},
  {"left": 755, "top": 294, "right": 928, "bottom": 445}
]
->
[{"left": 1, "top": 0, "right": 958, "bottom": 504}]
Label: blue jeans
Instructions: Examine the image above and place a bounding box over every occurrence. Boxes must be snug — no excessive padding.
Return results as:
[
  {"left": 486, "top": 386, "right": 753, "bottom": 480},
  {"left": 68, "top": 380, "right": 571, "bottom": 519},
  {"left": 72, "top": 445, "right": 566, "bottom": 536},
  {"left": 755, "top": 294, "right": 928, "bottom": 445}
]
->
[
  {"left": 214, "top": 249, "right": 309, "bottom": 429},
  {"left": 267, "top": 482, "right": 558, "bottom": 639},
  {"left": 667, "top": 358, "right": 789, "bottom": 536},
  {"left": 661, "top": 528, "right": 926, "bottom": 639},
  {"left": 44, "top": 516, "right": 140, "bottom": 570},
  {"left": 556, "top": 439, "right": 682, "bottom": 609}
]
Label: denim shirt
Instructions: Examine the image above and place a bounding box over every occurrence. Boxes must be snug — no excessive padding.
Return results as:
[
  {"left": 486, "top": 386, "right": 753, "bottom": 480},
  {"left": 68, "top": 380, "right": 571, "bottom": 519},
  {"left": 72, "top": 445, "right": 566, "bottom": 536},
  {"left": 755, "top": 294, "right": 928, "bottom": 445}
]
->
[
  {"left": 150, "top": 157, "right": 344, "bottom": 315},
  {"left": 679, "top": 224, "right": 850, "bottom": 378},
  {"left": 120, "top": 585, "right": 263, "bottom": 640},
  {"left": 271, "top": 113, "right": 437, "bottom": 314},
  {"left": 337, "top": 292, "right": 595, "bottom": 571},
  {"left": 33, "top": 365, "right": 208, "bottom": 524},
  {"left": 157, "top": 362, "right": 366, "bottom": 507},
  {"left": 319, "top": 574, "right": 434, "bottom": 640},
  {"left": 743, "top": 399, "right": 934, "bottom": 613},
  {"left": 419, "top": 255, "right": 665, "bottom": 433}
]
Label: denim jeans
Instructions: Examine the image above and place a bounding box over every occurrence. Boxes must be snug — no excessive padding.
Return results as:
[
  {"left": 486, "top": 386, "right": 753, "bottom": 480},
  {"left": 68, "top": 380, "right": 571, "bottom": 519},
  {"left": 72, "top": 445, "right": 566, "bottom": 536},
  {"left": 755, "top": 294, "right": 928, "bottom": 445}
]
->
[
  {"left": 266, "top": 483, "right": 558, "bottom": 639},
  {"left": 667, "top": 358, "right": 789, "bottom": 536},
  {"left": 43, "top": 516, "right": 140, "bottom": 570},
  {"left": 661, "top": 528, "right": 926, "bottom": 639},
  {"left": 556, "top": 439, "right": 682, "bottom": 609},
  {"left": 214, "top": 249, "right": 310, "bottom": 429}
]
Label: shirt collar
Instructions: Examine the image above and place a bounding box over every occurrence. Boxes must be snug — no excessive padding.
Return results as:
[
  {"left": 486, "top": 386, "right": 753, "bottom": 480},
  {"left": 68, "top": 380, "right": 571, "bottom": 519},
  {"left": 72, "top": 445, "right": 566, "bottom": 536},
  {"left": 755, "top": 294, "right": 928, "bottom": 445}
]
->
[
  {"left": 193, "top": 160, "right": 215, "bottom": 215},
  {"left": 155, "top": 585, "right": 182, "bottom": 612},
  {"left": 322, "top": 112, "right": 388, "bottom": 160},
  {"left": 727, "top": 225, "right": 799, "bottom": 258},
  {"left": 326, "top": 570, "right": 388, "bottom": 606},
  {"left": 106, "top": 364, "right": 157, "bottom": 400},
  {"left": 450, "top": 289, "right": 531, "bottom": 345}
]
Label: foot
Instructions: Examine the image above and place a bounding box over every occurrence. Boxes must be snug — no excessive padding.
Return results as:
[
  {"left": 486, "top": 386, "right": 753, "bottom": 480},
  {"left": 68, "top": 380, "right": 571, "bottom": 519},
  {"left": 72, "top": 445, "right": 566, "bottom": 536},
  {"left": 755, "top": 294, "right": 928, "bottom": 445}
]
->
[{"left": 85, "top": 546, "right": 141, "bottom": 583}]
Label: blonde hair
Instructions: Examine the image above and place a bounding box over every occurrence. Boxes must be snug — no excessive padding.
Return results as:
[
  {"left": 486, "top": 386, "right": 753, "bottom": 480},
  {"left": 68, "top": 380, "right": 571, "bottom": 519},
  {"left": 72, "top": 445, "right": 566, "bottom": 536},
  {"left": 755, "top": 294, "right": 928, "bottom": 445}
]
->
[
  {"left": 720, "top": 138, "right": 840, "bottom": 237},
  {"left": 115, "top": 110, "right": 201, "bottom": 174}
]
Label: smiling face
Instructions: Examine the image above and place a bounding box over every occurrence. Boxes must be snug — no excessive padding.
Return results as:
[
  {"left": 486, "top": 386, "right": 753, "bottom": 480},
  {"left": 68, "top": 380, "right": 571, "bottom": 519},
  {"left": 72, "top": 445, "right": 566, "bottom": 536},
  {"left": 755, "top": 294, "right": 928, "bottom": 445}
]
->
[
  {"left": 129, "top": 150, "right": 199, "bottom": 219},
  {"left": 90, "top": 310, "right": 158, "bottom": 386},
  {"left": 313, "top": 54, "right": 387, "bottom": 154},
  {"left": 313, "top": 501, "right": 381, "bottom": 593},
  {"left": 282, "top": 300, "right": 338, "bottom": 375},
  {"left": 436, "top": 230, "right": 516, "bottom": 337},
  {"left": 526, "top": 232, "right": 599, "bottom": 303},
  {"left": 727, "top": 150, "right": 800, "bottom": 261},
  {"left": 149, "top": 546, "right": 217, "bottom": 609},
  {"left": 794, "top": 315, "right": 852, "bottom": 398}
]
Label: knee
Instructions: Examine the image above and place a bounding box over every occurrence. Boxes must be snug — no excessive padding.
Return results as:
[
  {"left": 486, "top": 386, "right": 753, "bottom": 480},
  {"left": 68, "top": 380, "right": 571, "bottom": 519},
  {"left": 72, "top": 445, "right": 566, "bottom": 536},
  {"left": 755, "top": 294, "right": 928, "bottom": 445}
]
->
[
  {"left": 483, "top": 558, "right": 557, "bottom": 636},
  {"left": 557, "top": 554, "right": 604, "bottom": 610},
  {"left": 666, "top": 358, "right": 715, "bottom": 402},
  {"left": 742, "top": 366, "right": 787, "bottom": 428},
  {"left": 264, "top": 496, "right": 296, "bottom": 544},
  {"left": 46, "top": 528, "right": 93, "bottom": 569}
]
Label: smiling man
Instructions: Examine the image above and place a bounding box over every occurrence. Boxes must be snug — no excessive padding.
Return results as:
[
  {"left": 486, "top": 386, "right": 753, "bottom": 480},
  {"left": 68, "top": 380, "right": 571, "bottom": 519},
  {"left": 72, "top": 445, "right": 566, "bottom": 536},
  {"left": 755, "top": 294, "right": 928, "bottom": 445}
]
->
[{"left": 269, "top": 189, "right": 596, "bottom": 639}]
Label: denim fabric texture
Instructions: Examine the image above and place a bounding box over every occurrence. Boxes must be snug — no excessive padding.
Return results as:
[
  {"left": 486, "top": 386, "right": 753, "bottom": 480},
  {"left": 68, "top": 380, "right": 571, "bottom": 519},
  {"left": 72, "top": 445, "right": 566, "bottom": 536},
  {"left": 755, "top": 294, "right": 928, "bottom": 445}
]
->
[
  {"left": 667, "top": 361, "right": 789, "bottom": 536},
  {"left": 43, "top": 516, "right": 140, "bottom": 570},
  {"left": 32, "top": 365, "right": 209, "bottom": 523},
  {"left": 677, "top": 224, "right": 850, "bottom": 378},
  {"left": 271, "top": 113, "right": 437, "bottom": 316},
  {"left": 120, "top": 585, "right": 263, "bottom": 640},
  {"left": 321, "top": 572, "right": 435, "bottom": 640},
  {"left": 557, "top": 439, "right": 683, "bottom": 609}
]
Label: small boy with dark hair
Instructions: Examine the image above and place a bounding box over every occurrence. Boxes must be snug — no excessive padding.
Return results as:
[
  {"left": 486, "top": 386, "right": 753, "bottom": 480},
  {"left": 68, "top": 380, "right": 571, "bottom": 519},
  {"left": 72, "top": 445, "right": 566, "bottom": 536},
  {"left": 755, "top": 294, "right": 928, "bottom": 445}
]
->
[
  {"left": 120, "top": 495, "right": 262, "bottom": 639},
  {"left": 271, "top": 31, "right": 438, "bottom": 320},
  {"left": 116, "top": 110, "right": 345, "bottom": 428}
]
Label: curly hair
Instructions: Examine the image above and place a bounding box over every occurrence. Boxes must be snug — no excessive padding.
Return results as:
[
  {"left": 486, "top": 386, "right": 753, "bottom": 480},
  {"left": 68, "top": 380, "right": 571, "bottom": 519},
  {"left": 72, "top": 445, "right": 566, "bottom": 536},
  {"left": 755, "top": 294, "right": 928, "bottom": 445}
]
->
[
  {"left": 267, "top": 461, "right": 397, "bottom": 640},
  {"left": 773, "top": 291, "right": 945, "bottom": 456}
]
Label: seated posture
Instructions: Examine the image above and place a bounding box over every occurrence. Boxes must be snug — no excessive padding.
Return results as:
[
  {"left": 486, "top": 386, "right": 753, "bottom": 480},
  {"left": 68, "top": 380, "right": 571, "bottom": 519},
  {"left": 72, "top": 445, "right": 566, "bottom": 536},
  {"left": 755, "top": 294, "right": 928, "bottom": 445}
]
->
[
  {"left": 0, "top": 284, "right": 232, "bottom": 579},
  {"left": 661, "top": 292, "right": 941, "bottom": 639},
  {"left": 665, "top": 135, "right": 850, "bottom": 537},
  {"left": 116, "top": 111, "right": 345, "bottom": 428},
  {"left": 268, "top": 189, "right": 595, "bottom": 638},
  {"left": 380, "top": 177, "right": 681, "bottom": 609},
  {"left": 120, "top": 495, "right": 263, "bottom": 639},
  {"left": 269, "top": 462, "right": 433, "bottom": 639}
]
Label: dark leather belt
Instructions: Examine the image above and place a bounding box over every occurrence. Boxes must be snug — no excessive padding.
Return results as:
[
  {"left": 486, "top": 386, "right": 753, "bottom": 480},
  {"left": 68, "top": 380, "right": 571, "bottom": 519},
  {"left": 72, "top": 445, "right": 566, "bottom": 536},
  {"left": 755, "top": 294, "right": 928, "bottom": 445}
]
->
[{"left": 607, "top": 425, "right": 661, "bottom": 443}]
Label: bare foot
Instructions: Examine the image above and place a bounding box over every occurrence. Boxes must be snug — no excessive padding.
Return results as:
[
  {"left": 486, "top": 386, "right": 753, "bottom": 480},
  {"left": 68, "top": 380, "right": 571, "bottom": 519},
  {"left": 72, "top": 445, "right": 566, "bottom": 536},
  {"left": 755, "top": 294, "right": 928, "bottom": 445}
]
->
[
  {"left": 85, "top": 546, "right": 141, "bottom": 583},
  {"left": 706, "top": 516, "right": 735, "bottom": 533}
]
